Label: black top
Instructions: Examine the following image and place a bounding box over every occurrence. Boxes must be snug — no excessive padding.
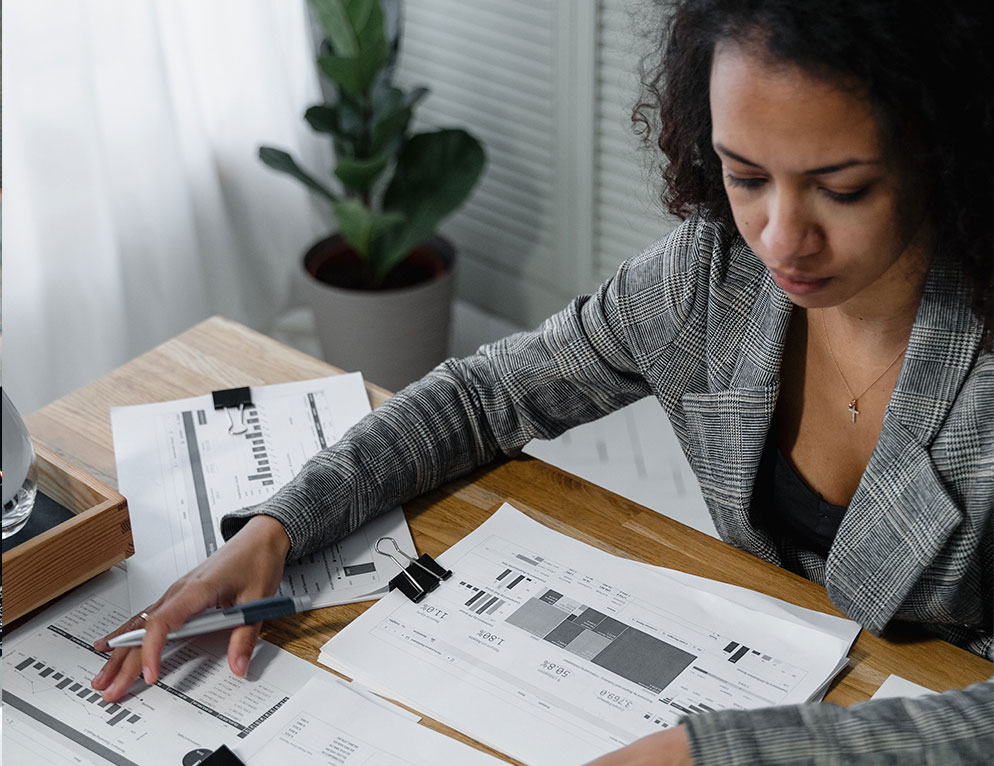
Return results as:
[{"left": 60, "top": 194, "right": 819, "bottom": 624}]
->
[{"left": 753, "top": 438, "right": 848, "bottom": 559}]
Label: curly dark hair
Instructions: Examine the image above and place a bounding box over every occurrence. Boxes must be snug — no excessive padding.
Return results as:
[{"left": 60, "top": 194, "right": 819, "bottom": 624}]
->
[{"left": 633, "top": 0, "right": 993, "bottom": 343}]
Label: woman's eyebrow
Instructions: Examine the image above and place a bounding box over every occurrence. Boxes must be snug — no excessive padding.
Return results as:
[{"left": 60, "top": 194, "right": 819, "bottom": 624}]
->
[{"left": 712, "top": 142, "right": 881, "bottom": 175}]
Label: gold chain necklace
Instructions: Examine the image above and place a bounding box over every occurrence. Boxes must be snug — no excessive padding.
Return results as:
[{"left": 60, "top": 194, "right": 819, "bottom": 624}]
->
[{"left": 819, "top": 311, "right": 907, "bottom": 424}]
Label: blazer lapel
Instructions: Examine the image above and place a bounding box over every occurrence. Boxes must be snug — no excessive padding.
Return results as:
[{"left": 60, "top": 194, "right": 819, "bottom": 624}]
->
[
  {"left": 825, "top": 255, "right": 986, "bottom": 633},
  {"left": 678, "top": 265, "right": 793, "bottom": 561}
]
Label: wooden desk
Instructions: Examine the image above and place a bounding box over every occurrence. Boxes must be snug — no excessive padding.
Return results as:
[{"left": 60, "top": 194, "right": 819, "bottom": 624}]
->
[{"left": 23, "top": 316, "right": 993, "bottom": 762}]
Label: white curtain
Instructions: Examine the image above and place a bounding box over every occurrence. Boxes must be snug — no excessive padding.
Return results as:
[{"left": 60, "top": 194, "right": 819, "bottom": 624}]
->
[{"left": 3, "top": 0, "right": 332, "bottom": 413}]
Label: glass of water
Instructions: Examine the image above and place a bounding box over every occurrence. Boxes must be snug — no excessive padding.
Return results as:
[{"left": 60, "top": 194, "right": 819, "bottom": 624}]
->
[{"left": 2, "top": 388, "right": 39, "bottom": 538}]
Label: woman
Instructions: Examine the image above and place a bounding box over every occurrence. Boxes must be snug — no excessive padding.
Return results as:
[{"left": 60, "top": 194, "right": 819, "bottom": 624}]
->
[{"left": 94, "top": 0, "right": 992, "bottom": 762}]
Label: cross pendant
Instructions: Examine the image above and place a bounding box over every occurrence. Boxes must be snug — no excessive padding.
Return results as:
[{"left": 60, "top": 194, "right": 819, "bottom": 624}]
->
[{"left": 848, "top": 399, "right": 860, "bottom": 423}]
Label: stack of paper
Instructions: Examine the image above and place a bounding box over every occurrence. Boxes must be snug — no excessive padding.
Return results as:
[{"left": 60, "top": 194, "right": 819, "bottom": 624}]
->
[
  {"left": 231, "top": 678, "right": 503, "bottom": 765},
  {"left": 111, "top": 373, "right": 415, "bottom": 612},
  {"left": 3, "top": 568, "right": 320, "bottom": 765},
  {"left": 2, "top": 568, "right": 504, "bottom": 766},
  {"left": 319, "top": 503, "right": 860, "bottom": 766}
]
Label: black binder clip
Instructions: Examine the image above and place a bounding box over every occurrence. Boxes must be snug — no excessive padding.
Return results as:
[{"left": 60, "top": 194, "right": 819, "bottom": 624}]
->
[
  {"left": 375, "top": 537, "right": 452, "bottom": 603},
  {"left": 212, "top": 387, "right": 254, "bottom": 435}
]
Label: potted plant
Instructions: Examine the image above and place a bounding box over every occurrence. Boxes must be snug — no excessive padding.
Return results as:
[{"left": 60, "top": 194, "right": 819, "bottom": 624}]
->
[{"left": 260, "top": 0, "right": 485, "bottom": 392}]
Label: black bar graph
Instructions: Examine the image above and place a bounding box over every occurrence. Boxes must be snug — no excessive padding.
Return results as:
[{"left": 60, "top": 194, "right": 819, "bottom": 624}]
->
[
  {"left": 729, "top": 645, "right": 749, "bottom": 663},
  {"left": 344, "top": 562, "right": 376, "bottom": 576},
  {"left": 14, "top": 655, "right": 143, "bottom": 729},
  {"left": 308, "top": 394, "right": 327, "bottom": 449},
  {"left": 243, "top": 411, "right": 273, "bottom": 483},
  {"left": 477, "top": 596, "right": 499, "bottom": 614},
  {"left": 459, "top": 580, "right": 507, "bottom": 616}
]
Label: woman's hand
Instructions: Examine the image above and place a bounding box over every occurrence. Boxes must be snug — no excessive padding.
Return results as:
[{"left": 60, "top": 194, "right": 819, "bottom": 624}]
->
[
  {"left": 583, "top": 727, "right": 693, "bottom": 766},
  {"left": 90, "top": 514, "right": 291, "bottom": 702}
]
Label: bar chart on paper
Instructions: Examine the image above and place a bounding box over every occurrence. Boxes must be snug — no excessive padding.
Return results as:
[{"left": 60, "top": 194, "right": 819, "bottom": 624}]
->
[
  {"left": 320, "top": 505, "right": 852, "bottom": 766},
  {"left": 10, "top": 653, "right": 145, "bottom": 731},
  {"left": 112, "top": 374, "right": 416, "bottom": 613},
  {"left": 2, "top": 570, "right": 320, "bottom": 766}
]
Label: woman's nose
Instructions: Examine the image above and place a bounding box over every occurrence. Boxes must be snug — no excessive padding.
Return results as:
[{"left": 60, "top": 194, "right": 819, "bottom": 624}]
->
[{"left": 760, "top": 190, "right": 820, "bottom": 261}]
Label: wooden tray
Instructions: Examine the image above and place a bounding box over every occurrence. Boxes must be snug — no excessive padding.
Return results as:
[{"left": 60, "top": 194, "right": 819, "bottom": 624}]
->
[{"left": 2, "top": 442, "right": 131, "bottom": 623}]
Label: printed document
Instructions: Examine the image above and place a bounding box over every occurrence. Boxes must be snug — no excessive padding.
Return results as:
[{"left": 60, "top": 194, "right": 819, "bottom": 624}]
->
[
  {"left": 2, "top": 568, "right": 320, "bottom": 766},
  {"left": 319, "top": 503, "right": 859, "bottom": 765},
  {"left": 112, "top": 373, "right": 414, "bottom": 612},
  {"left": 871, "top": 674, "right": 935, "bottom": 700},
  {"left": 230, "top": 677, "right": 503, "bottom": 765}
]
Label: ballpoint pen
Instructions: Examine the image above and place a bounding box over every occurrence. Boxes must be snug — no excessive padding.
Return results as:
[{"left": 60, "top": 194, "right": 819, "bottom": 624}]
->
[{"left": 107, "top": 595, "right": 312, "bottom": 648}]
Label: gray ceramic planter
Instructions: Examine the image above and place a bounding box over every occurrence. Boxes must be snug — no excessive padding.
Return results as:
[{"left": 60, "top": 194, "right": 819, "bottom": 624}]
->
[{"left": 302, "top": 235, "right": 455, "bottom": 393}]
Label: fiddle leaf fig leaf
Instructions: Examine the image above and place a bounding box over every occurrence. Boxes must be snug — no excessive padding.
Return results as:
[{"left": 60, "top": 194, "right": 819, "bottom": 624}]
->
[
  {"left": 304, "top": 105, "right": 338, "bottom": 134},
  {"left": 373, "top": 129, "right": 485, "bottom": 280},
  {"left": 348, "top": 0, "right": 377, "bottom": 35},
  {"left": 353, "top": 2, "right": 389, "bottom": 90},
  {"left": 318, "top": 54, "right": 364, "bottom": 97},
  {"left": 370, "top": 86, "right": 428, "bottom": 155},
  {"left": 309, "top": 0, "right": 359, "bottom": 58},
  {"left": 333, "top": 198, "right": 405, "bottom": 257},
  {"left": 258, "top": 147, "right": 339, "bottom": 203},
  {"left": 334, "top": 152, "right": 390, "bottom": 195},
  {"left": 306, "top": 104, "right": 362, "bottom": 144}
]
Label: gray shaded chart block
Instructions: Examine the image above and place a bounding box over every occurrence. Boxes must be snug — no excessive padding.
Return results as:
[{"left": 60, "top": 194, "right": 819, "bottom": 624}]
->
[
  {"left": 591, "top": 629, "right": 695, "bottom": 693},
  {"left": 506, "top": 598, "right": 570, "bottom": 637}
]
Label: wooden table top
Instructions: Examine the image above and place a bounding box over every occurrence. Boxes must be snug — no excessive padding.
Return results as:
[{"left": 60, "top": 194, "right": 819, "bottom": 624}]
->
[{"left": 24, "top": 315, "right": 993, "bottom": 762}]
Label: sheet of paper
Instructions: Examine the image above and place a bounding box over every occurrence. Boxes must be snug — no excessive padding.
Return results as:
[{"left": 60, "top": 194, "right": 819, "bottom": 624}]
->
[
  {"left": 4, "top": 705, "right": 106, "bottom": 766},
  {"left": 111, "top": 373, "right": 414, "bottom": 612},
  {"left": 647, "top": 567, "right": 857, "bottom": 703},
  {"left": 319, "top": 503, "right": 857, "bottom": 766},
  {"left": 2, "top": 568, "right": 324, "bottom": 766},
  {"left": 648, "top": 565, "right": 860, "bottom": 647},
  {"left": 231, "top": 677, "right": 503, "bottom": 765},
  {"left": 871, "top": 674, "right": 935, "bottom": 700}
]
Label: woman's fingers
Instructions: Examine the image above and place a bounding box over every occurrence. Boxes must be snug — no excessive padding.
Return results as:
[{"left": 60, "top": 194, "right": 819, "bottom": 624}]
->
[
  {"left": 92, "top": 609, "right": 160, "bottom": 700},
  {"left": 91, "top": 583, "right": 219, "bottom": 699},
  {"left": 227, "top": 622, "right": 263, "bottom": 677},
  {"left": 90, "top": 514, "right": 291, "bottom": 701},
  {"left": 93, "top": 608, "right": 156, "bottom": 652},
  {"left": 91, "top": 644, "right": 130, "bottom": 691},
  {"left": 97, "top": 649, "right": 147, "bottom": 702}
]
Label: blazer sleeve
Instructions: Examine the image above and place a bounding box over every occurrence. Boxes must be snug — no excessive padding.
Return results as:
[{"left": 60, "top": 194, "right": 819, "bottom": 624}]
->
[
  {"left": 683, "top": 679, "right": 994, "bottom": 765},
  {"left": 220, "top": 218, "right": 713, "bottom": 559}
]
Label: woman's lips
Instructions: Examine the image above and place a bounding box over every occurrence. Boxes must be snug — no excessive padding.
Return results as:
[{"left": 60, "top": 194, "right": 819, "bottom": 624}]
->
[{"left": 769, "top": 268, "right": 832, "bottom": 295}]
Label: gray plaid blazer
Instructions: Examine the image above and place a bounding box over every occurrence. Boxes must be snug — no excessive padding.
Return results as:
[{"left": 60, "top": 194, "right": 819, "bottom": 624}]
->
[{"left": 224, "top": 216, "right": 992, "bottom": 763}]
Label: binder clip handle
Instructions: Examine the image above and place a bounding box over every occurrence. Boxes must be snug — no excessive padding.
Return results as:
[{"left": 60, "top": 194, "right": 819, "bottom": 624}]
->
[
  {"left": 212, "top": 387, "right": 254, "bottom": 435},
  {"left": 375, "top": 537, "right": 451, "bottom": 603}
]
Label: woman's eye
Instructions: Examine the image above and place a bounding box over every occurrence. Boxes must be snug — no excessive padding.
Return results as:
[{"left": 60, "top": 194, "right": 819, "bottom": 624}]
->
[
  {"left": 724, "top": 174, "right": 765, "bottom": 190},
  {"left": 821, "top": 187, "right": 870, "bottom": 205}
]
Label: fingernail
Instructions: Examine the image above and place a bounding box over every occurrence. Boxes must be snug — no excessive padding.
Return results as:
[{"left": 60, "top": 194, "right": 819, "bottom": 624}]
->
[
  {"left": 92, "top": 669, "right": 105, "bottom": 685},
  {"left": 142, "top": 667, "right": 152, "bottom": 685},
  {"left": 234, "top": 656, "right": 248, "bottom": 677}
]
